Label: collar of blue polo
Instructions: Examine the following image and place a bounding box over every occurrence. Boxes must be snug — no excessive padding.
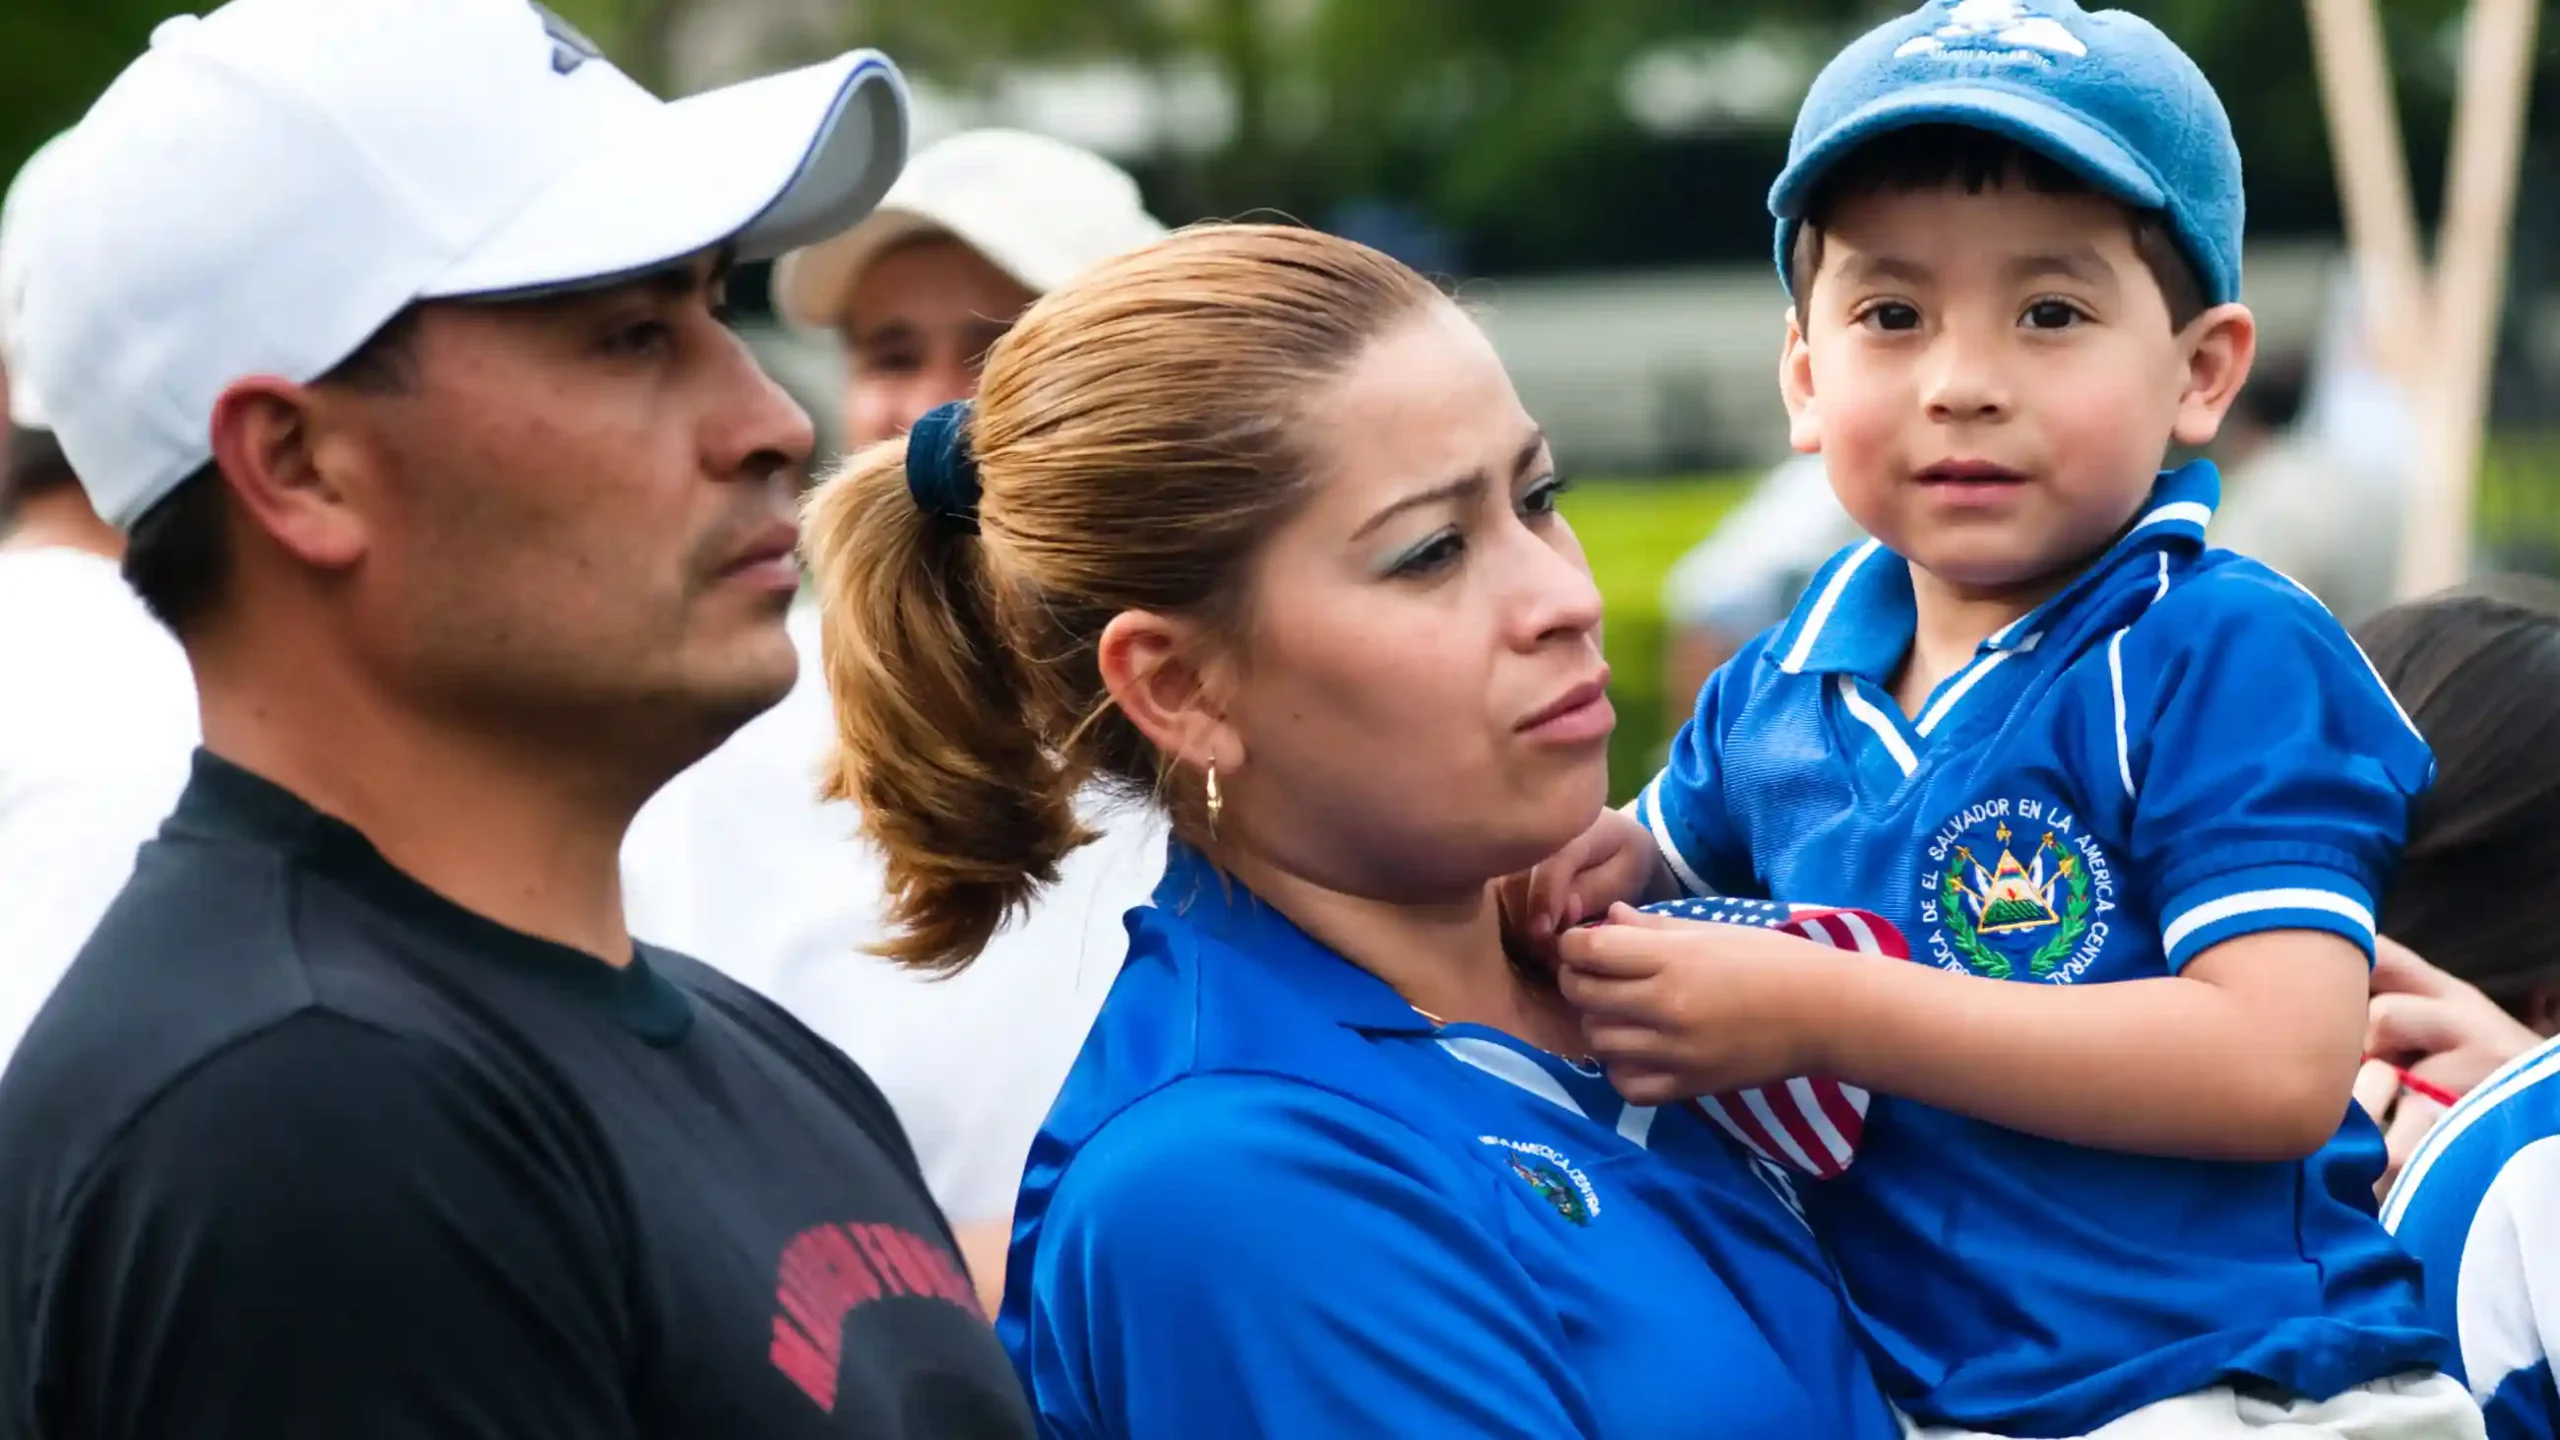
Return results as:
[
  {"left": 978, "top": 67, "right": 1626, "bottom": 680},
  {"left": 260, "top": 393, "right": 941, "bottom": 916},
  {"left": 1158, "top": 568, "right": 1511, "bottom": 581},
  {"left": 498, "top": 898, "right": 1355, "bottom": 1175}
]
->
[
  {"left": 1765, "top": 459, "right": 2220, "bottom": 681},
  {"left": 1151, "top": 841, "right": 1443, "bottom": 1036}
]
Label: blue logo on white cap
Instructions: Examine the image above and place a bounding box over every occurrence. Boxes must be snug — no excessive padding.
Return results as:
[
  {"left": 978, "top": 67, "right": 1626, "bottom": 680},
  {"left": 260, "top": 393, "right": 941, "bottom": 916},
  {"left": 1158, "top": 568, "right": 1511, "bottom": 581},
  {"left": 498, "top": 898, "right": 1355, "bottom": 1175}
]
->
[{"left": 1894, "top": 0, "right": 2088, "bottom": 64}]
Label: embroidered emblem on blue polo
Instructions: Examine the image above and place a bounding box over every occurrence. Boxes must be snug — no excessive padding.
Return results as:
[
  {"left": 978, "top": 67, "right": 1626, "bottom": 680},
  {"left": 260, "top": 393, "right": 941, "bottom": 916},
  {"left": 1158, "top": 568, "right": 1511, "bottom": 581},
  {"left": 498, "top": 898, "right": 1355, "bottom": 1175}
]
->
[{"left": 1920, "top": 798, "right": 2119, "bottom": 982}]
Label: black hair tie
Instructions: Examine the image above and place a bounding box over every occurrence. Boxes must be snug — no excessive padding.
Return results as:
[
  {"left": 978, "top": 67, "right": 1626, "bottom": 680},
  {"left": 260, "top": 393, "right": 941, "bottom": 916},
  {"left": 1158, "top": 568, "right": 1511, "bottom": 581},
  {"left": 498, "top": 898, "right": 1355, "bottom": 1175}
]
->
[{"left": 904, "top": 400, "right": 982, "bottom": 532}]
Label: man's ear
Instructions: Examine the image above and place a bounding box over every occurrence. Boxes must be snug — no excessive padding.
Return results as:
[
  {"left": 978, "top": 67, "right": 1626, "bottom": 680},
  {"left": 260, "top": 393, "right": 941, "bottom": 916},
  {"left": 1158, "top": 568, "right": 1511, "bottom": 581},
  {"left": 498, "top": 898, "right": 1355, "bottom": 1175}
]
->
[
  {"left": 205, "top": 377, "right": 373, "bottom": 571},
  {"left": 1096, "top": 609, "right": 1243, "bottom": 780},
  {"left": 1780, "top": 307, "right": 1822, "bottom": 456},
  {"left": 2170, "top": 302, "right": 2259, "bottom": 450}
]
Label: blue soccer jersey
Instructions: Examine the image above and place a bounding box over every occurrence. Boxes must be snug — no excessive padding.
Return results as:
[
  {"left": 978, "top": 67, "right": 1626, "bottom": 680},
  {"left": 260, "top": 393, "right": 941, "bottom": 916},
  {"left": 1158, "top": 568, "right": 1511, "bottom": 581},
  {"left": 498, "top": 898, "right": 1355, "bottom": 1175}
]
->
[
  {"left": 998, "top": 843, "right": 1900, "bottom": 1440},
  {"left": 2386, "top": 1036, "right": 2560, "bottom": 1439},
  {"left": 1638, "top": 462, "right": 2448, "bottom": 1435}
]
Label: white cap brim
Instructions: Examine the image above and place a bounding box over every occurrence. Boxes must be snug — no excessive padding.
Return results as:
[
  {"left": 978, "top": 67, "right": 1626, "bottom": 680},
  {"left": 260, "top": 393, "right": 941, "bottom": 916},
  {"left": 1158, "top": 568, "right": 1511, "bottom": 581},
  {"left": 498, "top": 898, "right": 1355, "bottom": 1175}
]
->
[
  {"left": 425, "top": 50, "right": 908, "bottom": 300},
  {"left": 772, "top": 183, "right": 1169, "bottom": 334}
]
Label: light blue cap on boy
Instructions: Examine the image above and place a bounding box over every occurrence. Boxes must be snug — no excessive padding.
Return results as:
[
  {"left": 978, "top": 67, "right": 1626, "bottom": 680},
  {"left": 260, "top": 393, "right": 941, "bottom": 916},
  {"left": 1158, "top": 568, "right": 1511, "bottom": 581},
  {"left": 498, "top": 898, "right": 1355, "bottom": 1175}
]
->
[{"left": 1769, "top": 0, "right": 2243, "bottom": 307}]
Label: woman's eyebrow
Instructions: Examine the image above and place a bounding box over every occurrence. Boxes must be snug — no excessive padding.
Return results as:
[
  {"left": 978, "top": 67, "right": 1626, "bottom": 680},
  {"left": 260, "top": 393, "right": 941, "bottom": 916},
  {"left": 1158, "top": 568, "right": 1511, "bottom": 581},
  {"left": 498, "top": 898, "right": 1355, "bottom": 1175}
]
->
[{"left": 1350, "top": 429, "right": 1549, "bottom": 542}]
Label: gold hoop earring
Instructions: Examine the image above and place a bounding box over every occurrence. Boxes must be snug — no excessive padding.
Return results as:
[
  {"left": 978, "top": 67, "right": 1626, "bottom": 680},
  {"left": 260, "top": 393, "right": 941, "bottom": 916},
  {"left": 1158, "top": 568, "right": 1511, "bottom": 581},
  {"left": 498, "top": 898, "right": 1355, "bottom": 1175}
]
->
[{"left": 1204, "top": 759, "right": 1223, "bottom": 839}]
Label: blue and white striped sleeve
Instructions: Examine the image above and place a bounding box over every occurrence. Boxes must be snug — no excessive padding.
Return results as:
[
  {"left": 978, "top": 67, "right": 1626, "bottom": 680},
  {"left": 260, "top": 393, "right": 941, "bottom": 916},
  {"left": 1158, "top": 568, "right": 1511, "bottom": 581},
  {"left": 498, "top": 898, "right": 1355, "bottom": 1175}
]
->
[
  {"left": 2387, "top": 1046, "right": 2560, "bottom": 1439},
  {"left": 1636, "top": 634, "right": 1768, "bottom": 898},
  {"left": 2116, "top": 567, "right": 2433, "bottom": 971}
]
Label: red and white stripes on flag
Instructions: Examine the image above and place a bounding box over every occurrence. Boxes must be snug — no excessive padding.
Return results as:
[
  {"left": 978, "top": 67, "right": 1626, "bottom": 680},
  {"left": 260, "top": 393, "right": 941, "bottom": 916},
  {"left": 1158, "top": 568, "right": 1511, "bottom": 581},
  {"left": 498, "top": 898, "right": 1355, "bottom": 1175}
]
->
[{"left": 1638, "top": 896, "right": 1910, "bottom": 1180}]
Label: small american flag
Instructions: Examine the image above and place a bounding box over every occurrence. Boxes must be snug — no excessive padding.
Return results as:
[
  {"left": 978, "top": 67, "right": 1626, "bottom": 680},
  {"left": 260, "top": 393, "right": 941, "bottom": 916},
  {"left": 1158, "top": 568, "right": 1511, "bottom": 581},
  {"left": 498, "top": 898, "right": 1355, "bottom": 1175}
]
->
[{"left": 1638, "top": 896, "right": 1910, "bottom": 1180}]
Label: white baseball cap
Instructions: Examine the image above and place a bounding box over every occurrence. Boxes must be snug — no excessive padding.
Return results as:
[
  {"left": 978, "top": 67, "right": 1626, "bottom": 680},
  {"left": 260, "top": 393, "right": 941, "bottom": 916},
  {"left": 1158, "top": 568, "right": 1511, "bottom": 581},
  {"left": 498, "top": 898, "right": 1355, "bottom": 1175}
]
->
[
  {"left": 773, "top": 128, "right": 1167, "bottom": 334},
  {"left": 0, "top": 132, "right": 74, "bottom": 434},
  {"left": 18, "top": 0, "right": 912, "bottom": 531}
]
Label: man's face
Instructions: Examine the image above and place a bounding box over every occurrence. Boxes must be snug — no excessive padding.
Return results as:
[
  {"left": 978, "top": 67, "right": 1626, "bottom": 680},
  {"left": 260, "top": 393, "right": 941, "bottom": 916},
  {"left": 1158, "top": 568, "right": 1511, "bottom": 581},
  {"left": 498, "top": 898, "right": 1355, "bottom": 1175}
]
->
[
  {"left": 326, "top": 252, "right": 812, "bottom": 770},
  {"left": 840, "top": 236, "right": 1036, "bottom": 448}
]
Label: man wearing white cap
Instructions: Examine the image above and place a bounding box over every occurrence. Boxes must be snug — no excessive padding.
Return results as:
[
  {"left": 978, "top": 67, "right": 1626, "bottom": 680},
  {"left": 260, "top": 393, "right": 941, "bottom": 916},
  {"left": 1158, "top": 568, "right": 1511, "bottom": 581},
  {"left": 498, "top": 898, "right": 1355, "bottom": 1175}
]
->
[
  {"left": 0, "top": 132, "right": 199, "bottom": 1069},
  {"left": 623, "top": 129, "right": 1171, "bottom": 1310},
  {"left": 0, "top": 1, "right": 1033, "bottom": 1434}
]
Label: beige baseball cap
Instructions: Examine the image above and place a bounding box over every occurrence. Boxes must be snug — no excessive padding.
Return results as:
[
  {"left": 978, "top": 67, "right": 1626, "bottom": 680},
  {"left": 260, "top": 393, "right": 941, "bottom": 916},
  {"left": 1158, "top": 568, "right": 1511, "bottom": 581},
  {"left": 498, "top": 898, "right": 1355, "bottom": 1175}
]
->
[{"left": 774, "top": 128, "right": 1167, "bottom": 333}]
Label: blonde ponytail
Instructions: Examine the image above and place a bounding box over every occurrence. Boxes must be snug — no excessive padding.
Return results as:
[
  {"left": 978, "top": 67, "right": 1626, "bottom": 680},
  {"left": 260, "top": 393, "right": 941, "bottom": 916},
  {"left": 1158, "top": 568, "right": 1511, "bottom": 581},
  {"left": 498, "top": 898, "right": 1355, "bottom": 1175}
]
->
[{"left": 801, "top": 435, "right": 1093, "bottom": 974}]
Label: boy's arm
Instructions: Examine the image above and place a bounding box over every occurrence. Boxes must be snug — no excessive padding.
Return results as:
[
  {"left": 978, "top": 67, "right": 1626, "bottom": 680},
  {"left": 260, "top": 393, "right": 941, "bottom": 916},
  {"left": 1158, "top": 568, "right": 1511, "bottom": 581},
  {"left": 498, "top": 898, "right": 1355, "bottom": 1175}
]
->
[
  {"left": 1816, "top": 928, "right": 2368, "bottom": 1159},
  {"left": 1570, "top": 571, "right": 2429, "bottom": 1162},
  {"left": 1568, "top": 913, "right": 2365, "bottom": 1160}
]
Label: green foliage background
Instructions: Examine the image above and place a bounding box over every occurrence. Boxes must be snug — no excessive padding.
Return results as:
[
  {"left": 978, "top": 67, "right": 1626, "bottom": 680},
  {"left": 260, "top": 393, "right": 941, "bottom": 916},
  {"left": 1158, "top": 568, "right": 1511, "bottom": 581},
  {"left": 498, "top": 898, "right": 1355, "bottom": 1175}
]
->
[{"left": 1, "top": 0, "right": 2528, "bottom": 276}]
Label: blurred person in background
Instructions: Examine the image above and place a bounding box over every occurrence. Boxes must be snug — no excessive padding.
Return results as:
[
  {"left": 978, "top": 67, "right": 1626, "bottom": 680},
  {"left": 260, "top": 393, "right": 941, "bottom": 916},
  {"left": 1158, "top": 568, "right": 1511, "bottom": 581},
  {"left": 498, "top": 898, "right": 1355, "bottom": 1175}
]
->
[
  {"left": 2350, "top": 577, "right": 2560, "bottom": 1176},
  {"left": 1657, "top": 449, "right": 1861, "bottom": 732},
  {"left": 0, "top": 1, "right": 1036, "bottom": 1433},
  {"left": 0, "top": 131, "right": 197, "bottom": 1067},
  {"left": 2345, "top": 578, "right": 2560, "bottom": 1436},
  {"left": 622, "top": 127, "right": 1172, "bottom": 1311},
  {"left": 2211, "top": 270, "right": 2414, "bottom": 625}
]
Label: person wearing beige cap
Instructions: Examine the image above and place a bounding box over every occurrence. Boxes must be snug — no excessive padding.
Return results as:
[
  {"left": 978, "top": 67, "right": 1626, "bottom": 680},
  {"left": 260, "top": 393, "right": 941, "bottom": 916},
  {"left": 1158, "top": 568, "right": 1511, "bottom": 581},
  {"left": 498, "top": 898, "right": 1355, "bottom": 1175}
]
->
[
  {"left": 623, "top": 129, "right": 1171, "bottom": 1311},
  {"left": 775, "top": 127, "right": 1171, "bottom": 448}
]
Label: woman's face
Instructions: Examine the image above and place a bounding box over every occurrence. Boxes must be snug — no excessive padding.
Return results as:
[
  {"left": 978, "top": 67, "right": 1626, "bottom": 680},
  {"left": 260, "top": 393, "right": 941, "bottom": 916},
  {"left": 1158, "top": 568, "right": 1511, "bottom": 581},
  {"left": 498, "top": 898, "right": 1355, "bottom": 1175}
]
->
[{"left": 1219, "top": 300, "right": 1614, "bottom": 903}]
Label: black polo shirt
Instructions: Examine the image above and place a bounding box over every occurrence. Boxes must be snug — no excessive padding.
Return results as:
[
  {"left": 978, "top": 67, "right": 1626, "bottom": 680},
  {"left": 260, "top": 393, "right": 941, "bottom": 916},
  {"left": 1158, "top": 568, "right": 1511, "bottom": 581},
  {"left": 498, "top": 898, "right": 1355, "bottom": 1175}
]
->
[{"left": 0, "top": 753, "right": 1033, "bottom": 1439}]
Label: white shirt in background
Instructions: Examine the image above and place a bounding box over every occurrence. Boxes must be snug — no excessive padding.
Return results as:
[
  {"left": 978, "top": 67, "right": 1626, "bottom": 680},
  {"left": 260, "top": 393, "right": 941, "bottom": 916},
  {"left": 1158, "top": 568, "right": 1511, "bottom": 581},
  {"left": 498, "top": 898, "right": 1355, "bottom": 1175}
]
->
[
  {"left": 623, "top": 599, "right": 1165, "bottom": 1225},
  {"left": 1661, "top": 452, "right": 1863, "bottom": 638},
  {"left": 0, "top": 548, "right": 197, "bottom": 1063}
]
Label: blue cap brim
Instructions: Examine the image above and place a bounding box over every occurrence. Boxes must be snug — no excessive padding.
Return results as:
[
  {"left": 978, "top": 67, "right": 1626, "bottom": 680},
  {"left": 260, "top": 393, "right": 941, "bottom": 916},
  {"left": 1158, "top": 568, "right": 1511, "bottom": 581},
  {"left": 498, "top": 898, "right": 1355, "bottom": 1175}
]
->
[{"left": 1770, "top": 84, "right": 2167, "bottom": 293}]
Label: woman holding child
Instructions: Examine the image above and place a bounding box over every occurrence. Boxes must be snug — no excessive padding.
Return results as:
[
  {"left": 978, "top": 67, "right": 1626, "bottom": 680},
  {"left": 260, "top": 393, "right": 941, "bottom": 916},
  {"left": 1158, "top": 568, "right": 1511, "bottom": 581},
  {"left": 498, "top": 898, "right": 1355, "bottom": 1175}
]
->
[
  {"left": 805, "top": 219, "right": 1898, "bottom": 1437},
  {"left": 805, "top": 2, "right": 2482, "bottom": 1436}
]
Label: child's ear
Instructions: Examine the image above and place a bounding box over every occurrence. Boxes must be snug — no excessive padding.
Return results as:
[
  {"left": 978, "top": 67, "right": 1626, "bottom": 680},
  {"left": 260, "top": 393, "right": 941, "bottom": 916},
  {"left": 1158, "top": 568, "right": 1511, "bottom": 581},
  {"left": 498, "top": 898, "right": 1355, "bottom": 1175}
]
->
[
  {"left": 1780, "top": 306, "right": 1822, "bottom": 455},
  {"left": 2170, "top": 302, "right": 2258, "bottom": 449}
]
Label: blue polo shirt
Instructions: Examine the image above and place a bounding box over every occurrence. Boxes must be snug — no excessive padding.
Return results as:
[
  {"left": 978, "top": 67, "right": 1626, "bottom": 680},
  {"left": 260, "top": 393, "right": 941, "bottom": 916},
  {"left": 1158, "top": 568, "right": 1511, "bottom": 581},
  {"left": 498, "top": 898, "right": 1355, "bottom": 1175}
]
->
[
  {"left": 1638, "top": 462, "right": 2448, "bottom": 1434},
  {"left": 998, "top": 843, "right": 1899, "bottom": 1440},
  {"left": 2385, "top": 1035, "right": 2560, "bottom": 1439}
]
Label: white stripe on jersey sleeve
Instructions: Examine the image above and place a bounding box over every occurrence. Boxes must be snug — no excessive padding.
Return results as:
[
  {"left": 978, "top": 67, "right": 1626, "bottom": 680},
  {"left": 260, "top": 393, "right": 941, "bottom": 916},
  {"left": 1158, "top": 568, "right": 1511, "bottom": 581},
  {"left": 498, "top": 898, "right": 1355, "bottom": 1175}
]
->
[
  {"left": 2453, "top": 1137, "right": 2560, "bottom": 1417},
  {"left": 2158, "top": 886, "right": 2374, "bottom": 960}
]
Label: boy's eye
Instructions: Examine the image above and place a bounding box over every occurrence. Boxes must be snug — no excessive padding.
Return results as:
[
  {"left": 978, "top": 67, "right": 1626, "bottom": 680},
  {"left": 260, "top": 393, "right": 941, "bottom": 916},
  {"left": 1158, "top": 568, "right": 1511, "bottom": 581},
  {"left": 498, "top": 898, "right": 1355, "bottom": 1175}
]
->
[
  {"left": 2022, "top": 299, "right": 2086, "bottom": 331},
  {"left": 1859, "top": 301, "right": 1922, "bottom": 333}
]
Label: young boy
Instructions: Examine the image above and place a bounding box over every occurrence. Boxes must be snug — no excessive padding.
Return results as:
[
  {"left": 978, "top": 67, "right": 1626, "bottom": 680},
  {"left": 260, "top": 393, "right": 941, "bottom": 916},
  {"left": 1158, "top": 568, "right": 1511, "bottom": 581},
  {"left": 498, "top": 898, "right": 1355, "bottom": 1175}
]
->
[{"left": 1526, "top": 3, "right": 2483, "bottom": 1436}]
